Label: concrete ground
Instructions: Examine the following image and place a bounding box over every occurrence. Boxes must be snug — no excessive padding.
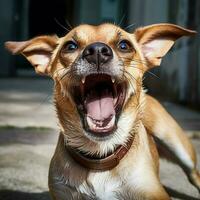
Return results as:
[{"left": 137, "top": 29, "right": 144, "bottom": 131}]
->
[
  {"left": 0, "top": 77, "right": 57, "bottom": 129},
  {"left": 0, "top": 77, "right": 200, "bottom": 200}
]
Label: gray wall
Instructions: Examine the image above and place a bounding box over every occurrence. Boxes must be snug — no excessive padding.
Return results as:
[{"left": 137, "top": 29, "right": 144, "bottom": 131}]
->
[
  {"left": 127, "top": 0, "right": 200, "bottom": 104},
  {"left": 0, "top": 0, "right": 29, "bottom": 76},
  {"left": 1, "top": 0, "right": 199, "bottom": 105},
  {"left": 0, "top": 0, "right": 16, "bottom": 76},
  {"left": 73, "top": 0, "right": 122, "bottom": 25}
]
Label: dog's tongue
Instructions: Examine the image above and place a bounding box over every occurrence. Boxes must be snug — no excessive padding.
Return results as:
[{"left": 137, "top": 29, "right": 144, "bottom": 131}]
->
[{"left": 85, "top": 90, "right": 115, "bottom": 122}]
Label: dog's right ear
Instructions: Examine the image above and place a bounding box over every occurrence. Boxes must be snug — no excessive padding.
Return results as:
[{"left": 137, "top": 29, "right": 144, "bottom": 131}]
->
[
  {"left": 134, "top": 23, "right": 196, "bottom": 68},
  {"left": 5, "top": 35, "right": 58, "bottom": 75}
]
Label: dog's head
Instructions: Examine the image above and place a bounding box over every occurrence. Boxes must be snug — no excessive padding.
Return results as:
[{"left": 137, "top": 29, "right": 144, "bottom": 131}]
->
[{"left": 5, "top": 23, "right": 195, "bottom": 154}]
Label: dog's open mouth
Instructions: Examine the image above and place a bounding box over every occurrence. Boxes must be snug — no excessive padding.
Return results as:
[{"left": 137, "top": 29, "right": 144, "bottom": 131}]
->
[{"left": 72, "top": 74, "right": 126, "bottom": 137}]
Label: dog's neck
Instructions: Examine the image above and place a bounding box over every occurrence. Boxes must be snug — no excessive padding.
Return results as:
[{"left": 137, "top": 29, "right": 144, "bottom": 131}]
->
[
  {"left": 65, "top": 134, "right": 135, "bottom": 171},
  {"left": 56, "top": 102, "right": 143, "bottom": 170}
]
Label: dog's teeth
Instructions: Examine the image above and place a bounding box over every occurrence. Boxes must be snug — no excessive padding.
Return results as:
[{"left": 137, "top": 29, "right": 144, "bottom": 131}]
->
[
  {"left": 81, "top": 76, "right": 86, "bottom": 84},
  {"left": 111, "top": 77, "right": 115, "bottom": 83}
]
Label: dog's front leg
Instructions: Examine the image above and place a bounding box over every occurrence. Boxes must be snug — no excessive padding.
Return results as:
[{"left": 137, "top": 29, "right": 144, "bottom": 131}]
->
[
  {"left": 48, "top": 163, "right": 91, "bottom": 200},
  {"left": 143, "top": 95, "right": 200, "bottom": 193},
  {"left": 48, "top": 134, "right": 92, "bottom": 200},
  {"left": 49, "top": 182, "right": 88, "bottom": 200}
]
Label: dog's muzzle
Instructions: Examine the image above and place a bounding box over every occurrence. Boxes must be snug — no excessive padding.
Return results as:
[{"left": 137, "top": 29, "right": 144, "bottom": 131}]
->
[{"left": 70, "top": 43, "right": 126, "bottom": 138}]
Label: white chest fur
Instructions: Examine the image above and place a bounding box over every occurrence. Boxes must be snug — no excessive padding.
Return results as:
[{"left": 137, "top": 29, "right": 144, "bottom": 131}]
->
[
  {"left": 87, "top": 171, "right": 122, "bottom": 199},
  {"left": 78, "top": 136, "right": 158, "bottom": 200}
]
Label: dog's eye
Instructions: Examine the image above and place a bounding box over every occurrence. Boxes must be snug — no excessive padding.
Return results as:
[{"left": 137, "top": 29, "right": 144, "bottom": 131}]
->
[
  {"left": 118, "top": 40, "right": 133, "bottom": 52},
  {"left": 62, "top": 41, "right": 78, "bottom": 53}
]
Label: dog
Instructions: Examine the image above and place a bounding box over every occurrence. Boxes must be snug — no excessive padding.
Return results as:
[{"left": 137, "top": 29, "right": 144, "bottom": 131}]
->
[{"left": 5, "top": 23, "right": 200, "bottom": 200}]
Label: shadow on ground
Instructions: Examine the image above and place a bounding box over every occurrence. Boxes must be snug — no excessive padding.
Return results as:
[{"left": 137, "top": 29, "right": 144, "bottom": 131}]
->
[
  {"left": 165, "top": 186, "right": 200, "bottom": 200},
  {"left": 0, "top": 188, "right": 199, "bottom": 200},
  {"left": 0, "top": 190, "right": 50, "bottom": 200},
  {"left": 0, "top": 128, "right": 200, "bottom": 199}
]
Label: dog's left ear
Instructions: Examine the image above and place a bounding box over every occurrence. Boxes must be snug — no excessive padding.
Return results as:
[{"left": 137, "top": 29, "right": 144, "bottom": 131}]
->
[
  {"left": 134, "top": 23, "right": 196, "bottom": 67},
  {"left": 5, "top": 35, "right": 58, "bottom": 75}
]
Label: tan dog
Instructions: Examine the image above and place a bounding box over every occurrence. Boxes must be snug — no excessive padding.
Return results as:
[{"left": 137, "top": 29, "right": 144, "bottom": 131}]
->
[{"left": 5, "top": 23, "right": 200, "bottom": 200}]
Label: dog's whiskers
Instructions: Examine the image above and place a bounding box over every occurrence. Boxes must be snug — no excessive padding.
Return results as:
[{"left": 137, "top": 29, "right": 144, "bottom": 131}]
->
[
  {"left": 122, "top": 71, "right": 137, "bottom": 94},
  {"left": 118, "top": 13, "right": 126, "bottom": 27},
  {"left": 120, "top": 64, "right": 160, "bottom": 80},
  {"left": 121, "top": 68, "right": 142, "bottom": 107},
  {"left": 65, "top": 19, "right": 73, "bottom": 31},
  {"left": 54, "top": 18, "right": 70, "bottom": 32},
  {"left": 124, "top": 23, "right": 136, "bottom": 31},
  {"left": 118, "top": 56, "right": 160, "bottom": 79}
]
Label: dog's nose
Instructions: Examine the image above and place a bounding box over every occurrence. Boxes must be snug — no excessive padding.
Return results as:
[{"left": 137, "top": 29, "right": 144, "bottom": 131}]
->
[{"left": 82, "top": 42, "right": 113, "bottom": 66}]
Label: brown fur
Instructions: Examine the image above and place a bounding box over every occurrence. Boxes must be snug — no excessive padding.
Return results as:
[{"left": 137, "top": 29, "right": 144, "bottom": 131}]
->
[{"left": 5, "top": 23, "right": 200, "bottom": 199}]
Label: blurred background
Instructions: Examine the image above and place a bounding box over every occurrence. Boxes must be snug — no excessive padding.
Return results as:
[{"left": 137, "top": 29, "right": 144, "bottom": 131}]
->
[
  {"left": 0, "top": 0, "right": 200, "bottom": 105},
  {"left": 0, "top": 0, "right": 200, "bottom": 199}
]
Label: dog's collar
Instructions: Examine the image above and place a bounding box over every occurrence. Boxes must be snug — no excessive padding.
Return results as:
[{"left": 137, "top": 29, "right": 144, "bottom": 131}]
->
[{"left": 66, "top": 137, "right": 134, "bottom": 171}]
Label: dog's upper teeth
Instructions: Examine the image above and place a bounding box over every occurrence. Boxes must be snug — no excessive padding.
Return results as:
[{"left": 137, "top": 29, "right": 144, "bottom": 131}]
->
[
  {"left": 82, "top": 76, "right": 86, "bottom": 84},
  {"left": 111, "top": 77, "right": 115, "bottom": 83}
]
